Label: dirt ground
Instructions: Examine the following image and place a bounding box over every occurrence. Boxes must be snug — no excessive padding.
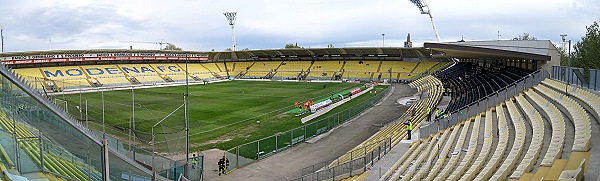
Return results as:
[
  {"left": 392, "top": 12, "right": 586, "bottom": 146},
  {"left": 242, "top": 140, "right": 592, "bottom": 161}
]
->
[{"left": 201, "top": 83, "right": 417, "bottom": 181}]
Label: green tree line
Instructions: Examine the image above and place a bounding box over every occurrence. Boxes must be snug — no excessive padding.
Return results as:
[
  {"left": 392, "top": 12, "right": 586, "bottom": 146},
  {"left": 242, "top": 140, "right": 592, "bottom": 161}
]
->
[{"left": 562, "top": 19, "right": 600, "bottom": 71}]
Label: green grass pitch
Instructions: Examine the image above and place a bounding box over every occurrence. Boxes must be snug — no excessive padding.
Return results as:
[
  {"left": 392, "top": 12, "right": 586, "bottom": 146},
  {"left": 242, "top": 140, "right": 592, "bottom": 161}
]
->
[{"left": 57, "top": 80, "right": 372, "bottom": 151}]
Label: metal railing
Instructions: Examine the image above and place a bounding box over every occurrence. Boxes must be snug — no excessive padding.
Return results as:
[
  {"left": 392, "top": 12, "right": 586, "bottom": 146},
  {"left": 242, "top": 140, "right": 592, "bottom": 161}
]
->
[
  {"left": 291, "top": 138, "right": 392, "bottom": 181},
  {"left": 0, "top": 64, "right": 165, "bottom": 180},
  {"left": 419, "top": 69, "right": 548, "bottom": 137},
  {"left": 224, "top": 86, "right": 392, "bottom": 174},
  {"left": 551, "top": 66, "right": 600, "bottom": 91}
]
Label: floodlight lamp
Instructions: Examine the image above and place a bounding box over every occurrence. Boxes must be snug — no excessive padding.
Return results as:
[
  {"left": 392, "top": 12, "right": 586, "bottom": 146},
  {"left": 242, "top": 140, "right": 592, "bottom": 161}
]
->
[
  {"left": 409, "top": 0, "right": 428, "bottom": 14},
  {"left": 224, "top": 12, "right": 237, "bottom": 26},
  {"left": 560, "top": 34, "right": 567, "bottom": 42}
]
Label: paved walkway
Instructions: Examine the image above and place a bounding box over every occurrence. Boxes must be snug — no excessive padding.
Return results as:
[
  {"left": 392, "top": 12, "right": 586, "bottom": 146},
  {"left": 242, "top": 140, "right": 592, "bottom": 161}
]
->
[{"left": 202, "top": 83, "right": 417, "bottom": 181}]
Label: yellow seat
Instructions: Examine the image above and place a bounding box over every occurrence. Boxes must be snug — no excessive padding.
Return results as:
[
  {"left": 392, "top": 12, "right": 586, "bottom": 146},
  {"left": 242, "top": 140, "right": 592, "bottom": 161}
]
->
[{"left": 545, "top": 159, "right": 568, "bottom": 181}]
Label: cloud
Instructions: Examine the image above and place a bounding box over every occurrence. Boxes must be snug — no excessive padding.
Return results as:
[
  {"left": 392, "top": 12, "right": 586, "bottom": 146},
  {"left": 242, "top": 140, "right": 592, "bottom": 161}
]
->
[{"left": 0, "top": 0, "right": 597, "bottom": 52}]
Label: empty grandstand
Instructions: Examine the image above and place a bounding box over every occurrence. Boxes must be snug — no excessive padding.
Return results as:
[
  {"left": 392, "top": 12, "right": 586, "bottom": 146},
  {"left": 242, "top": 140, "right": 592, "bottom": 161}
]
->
[
  {"left": 437, "top": 62, "right": 535, "bottom": 113},
  {"left": 294, "top": 40, "right": 600, "bottom": 181},
  {"left": 4, "top": 39, "right": 598, "bottom": 181},
  {"left": 2, "top": 48, "right": 449, "bottom": 92},
  {"left": 378, "top": 77, "right": 594, "bottom": 181},
  {"left": 0, "top": 47, "right": 449, "bottom": 180}
]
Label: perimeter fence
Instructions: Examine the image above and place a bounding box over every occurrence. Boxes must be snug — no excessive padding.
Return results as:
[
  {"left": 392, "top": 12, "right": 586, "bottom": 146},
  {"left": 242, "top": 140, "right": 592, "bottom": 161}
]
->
[{"left": 224, "top": 85, "right": 392, "bottom": 173}]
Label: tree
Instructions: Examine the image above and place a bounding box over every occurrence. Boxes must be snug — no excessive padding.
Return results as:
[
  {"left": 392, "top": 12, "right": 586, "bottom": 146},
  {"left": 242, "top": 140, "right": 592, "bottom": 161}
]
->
[
  {"left": 557, "top": 45, "right": 570, "bottom": 66},
  {"left": 327, "top": 43, "right": 334, "bottom": 48},
  {"left": 285, "top": 42, "right": 301, "bottom": 49},
  {"left": 571, "top": 19, "right": 600, "bottom": 71},
  {"left": 285, "top": 43, "right": 295, "bottom": 49},
  {"left": 162, "top": 44, "right": 182, "bottom": 51},
  {"left": 224, "top": 48, "right": 232, "bottom": 51},
  {"left": 512, "top": 33, "right": 537, "bottom": 40}
]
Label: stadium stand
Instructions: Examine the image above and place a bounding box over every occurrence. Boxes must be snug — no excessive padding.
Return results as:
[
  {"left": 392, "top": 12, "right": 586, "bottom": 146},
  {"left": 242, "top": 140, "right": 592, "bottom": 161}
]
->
[
  {"left": 183, "top": 63, "right": 218, "bottom": 80},
  {"left": 462, "top": 109, "right": 493, "bottom": 180},
  {"left": 226, "top": 61, "right": 254, "bottom": 78},
  {"left": 10, "top": 60, "right": 446, "bottom": 90},
  {"left": 340, "top": 61, "right": 380, "bottom": 79},
  {"left": 411, "top": 62, "right": 440, "bottom": 74},
  {"left": 240, "top": 61, "right": 280, "bottom": 79},
  {"left": 274, "top": 61, "right": 311, "bottom": 78},
  {"left": 331, "top": 75, "right": 443, "bottom": 170},
  {"left": 247, "top": 61, "right": 280, "bottom": 72},
  {"left": 35, "top": 66, "right": 91, "bottom": 88},
  {"left": 149, "top": 64, "right": 189, "bottom": 82},
  {"left": 12, "top": 67, "right": 42, "bottom": 83},
  {"left": 534, "top": 84, "right": 591, "bottom": 152},
  {"left": 379, "top": 77, "right": 594, "bottom": 181},
  {"left": 437, "top": 62, "right": 534, "bottom": 113},
  {"left": 308, "top": 61, "right": 344, "bottom": 79},
  {"left": 117, "top": 64, "right": 165, "bottom": 84},
  {"left": 200, "top": 63, "right": 227, "bottom": 78},
  {"left": 85, "top": 65, "right": 131, "bottom": 86},
  {"left": 378, "top": 61, "right": 419, "bottom": 80},
  {"left": 0, "top": 110, "right": 100, "bottom": 181},
  {"left": 13, "top": 63, "right": 229, "bottom": 89},
  {"left": 542, "top": 78, "right": 600, "bottom": 121},
  {"left": 524, "top": 90, "right": 565, "bottom": 167}
]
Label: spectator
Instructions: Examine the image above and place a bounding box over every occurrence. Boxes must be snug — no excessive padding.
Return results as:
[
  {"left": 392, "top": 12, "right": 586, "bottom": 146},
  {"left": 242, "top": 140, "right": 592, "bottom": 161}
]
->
[
  {"left": 191, "top": 154, "right": 198, "bottom": 169},
  {"left": 404, "top": 120, "right": 413, "bottom": 140},
  {"left": 426, "top": 107, "right": 432, "bottom": 122},
  {"left": 218, "top": 157, "right": 226, "bottom": 176}
]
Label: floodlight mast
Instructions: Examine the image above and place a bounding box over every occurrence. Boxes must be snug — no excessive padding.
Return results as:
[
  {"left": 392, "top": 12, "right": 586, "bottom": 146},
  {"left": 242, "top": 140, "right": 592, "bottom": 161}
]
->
[
  {"left": 1, "top": 26, "right": 4, "bottom": 52},
  {"left": 224, "top": 12, "right": 237, "bottom": 51},
  {"left": 409, "top": 0, "right": 441, "bottom": 42}
]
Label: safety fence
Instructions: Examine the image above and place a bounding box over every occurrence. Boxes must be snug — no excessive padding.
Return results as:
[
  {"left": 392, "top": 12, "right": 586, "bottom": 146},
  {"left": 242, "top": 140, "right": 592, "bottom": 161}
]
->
[
  {"left": 551, "top": 66, "right": 600, "bottom": 91},
  {"left": 0, "top": 69, "right": 159, "bottom": 180},
  {"left": 290, "top": 138, "right": 391, "bottom": 181},
  {"left": 419, "top": 69, "right": 548, "bottom": 138},
  {"left": 224, "top": 86, "right": 392, "bottom": 173},
  {"left": 46, "top": 90, "right": 203, "bottom": 181}
]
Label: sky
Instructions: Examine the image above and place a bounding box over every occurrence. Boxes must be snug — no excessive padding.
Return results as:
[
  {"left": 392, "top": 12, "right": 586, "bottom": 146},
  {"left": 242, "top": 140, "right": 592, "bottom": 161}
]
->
[{"left": 0, "top": 0, "right": 598, "bottom": 52}]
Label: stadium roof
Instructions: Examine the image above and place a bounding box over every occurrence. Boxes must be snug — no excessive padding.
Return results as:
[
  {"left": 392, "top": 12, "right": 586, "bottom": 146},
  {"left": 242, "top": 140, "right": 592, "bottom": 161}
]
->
[
  {"left": 0, "top": 47, "right": 445, "bottom": 63},
  {"left": 424, "top": 40, "right": 559, "bottom": 61}
]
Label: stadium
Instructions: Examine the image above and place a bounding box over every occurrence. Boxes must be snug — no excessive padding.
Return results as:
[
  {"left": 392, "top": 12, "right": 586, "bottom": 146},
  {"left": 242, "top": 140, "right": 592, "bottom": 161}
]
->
[{"left": 1, "top": 1, "right": 600, "bottom": 181}]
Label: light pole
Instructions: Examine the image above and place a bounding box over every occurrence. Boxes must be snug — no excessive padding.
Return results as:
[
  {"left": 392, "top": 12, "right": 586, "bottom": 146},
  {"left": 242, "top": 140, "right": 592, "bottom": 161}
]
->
[
  {"left": 224, "top": 12, "right": 237, "bottom": 51},
  {"left": 409, "top": 0, "right": 441, "bottom": 42},
  {"left": 85, "top": 99, "right": 88, "bottom": 129},
  {"left": 184, "top": 51, "right": 190, "bottom": 178},
  {"left": 561, "top": 34, "right": 571, "bottom": 97},
  {"left": 1, "top": 26, "right": 4, "bottom": 52},
  {"left": 382, "top": 33, "right": 385, "bottom": 47}
]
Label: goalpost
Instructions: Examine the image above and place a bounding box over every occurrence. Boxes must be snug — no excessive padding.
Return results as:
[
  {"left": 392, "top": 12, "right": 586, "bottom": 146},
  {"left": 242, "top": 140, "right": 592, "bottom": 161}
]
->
[{"left": 54, "top": 98, "right": 69, "bottom": 112}]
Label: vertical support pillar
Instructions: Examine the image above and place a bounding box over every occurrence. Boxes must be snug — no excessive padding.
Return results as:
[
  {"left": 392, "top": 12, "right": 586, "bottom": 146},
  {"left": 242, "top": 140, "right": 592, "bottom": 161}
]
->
[
  {"left": 103, "top": 138, "right": 110, "bottom": 181},
  {"left": 39, "top": 131, "right": 44, "bottom": 172},
  {"left": 236, "top": 146, "right": 239, "bottom": 169}
]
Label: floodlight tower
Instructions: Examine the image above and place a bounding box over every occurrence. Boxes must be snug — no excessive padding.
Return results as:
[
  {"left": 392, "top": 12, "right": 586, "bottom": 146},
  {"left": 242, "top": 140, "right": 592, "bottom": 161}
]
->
[
  {"left": 560, "top": 34, "right": 571, "bottom": 97},
  {"left": 224, "top": 12, "right": 237, "bottom": 51},
  {"left": 409, "top": 0, "right": 441, "bottom": 42},
  {"left": 1, "top": 26, "right": 4, "bottom": 52}
]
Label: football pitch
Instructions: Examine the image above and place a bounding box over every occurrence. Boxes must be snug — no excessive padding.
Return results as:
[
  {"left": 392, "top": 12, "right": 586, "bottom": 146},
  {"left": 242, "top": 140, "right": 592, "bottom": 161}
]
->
[{"left": 56, "top": 80, "right": 383, "bottom": 151}]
